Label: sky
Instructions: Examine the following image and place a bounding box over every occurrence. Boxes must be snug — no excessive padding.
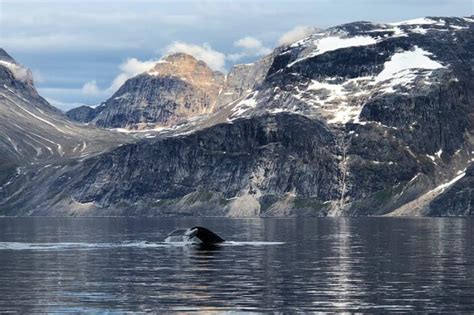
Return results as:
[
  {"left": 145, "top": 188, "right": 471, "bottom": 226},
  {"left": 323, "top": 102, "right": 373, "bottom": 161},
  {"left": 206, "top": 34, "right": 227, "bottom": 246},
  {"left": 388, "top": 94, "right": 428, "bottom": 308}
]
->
[{"left": 0, "top": 0, "right": 472, "bottom": 110}]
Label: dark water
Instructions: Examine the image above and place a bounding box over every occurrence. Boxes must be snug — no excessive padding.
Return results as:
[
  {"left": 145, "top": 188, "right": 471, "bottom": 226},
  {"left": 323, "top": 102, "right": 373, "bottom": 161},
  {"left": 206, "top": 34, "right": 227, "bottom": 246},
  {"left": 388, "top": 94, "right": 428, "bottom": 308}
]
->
[{"left": 0, "top": 217, "right": 473, "bottom": 313}]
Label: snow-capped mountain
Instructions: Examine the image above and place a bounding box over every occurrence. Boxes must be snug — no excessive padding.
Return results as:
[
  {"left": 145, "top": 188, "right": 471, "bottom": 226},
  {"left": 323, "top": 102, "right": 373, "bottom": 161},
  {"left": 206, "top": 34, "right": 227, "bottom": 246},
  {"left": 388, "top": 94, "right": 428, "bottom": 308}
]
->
[
  {"left": 1, "top": 16, "right": 473, "bottom": 216},
  {"left": 225, "top": 16, "right": 472, "bottom": 123}
]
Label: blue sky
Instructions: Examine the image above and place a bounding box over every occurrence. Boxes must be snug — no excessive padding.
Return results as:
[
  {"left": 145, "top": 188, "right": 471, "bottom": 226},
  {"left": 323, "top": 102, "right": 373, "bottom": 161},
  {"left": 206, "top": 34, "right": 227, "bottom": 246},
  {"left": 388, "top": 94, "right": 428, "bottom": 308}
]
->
[{"left": 0, "top": 0, "right": 472, "bottom": 110}]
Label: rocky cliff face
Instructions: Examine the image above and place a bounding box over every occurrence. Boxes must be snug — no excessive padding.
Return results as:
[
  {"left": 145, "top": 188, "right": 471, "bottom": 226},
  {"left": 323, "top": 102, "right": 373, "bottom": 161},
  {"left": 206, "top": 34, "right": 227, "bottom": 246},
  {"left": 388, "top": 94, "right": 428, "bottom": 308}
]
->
[
  {"left": 214, "top": 50, "right": 279, "bottom": 109},
  {"left": 1, "top": 16, "right": 473, "bottom": 216},
  {"left": 39, "top": 114, "right": 339, "bottom": 217}
]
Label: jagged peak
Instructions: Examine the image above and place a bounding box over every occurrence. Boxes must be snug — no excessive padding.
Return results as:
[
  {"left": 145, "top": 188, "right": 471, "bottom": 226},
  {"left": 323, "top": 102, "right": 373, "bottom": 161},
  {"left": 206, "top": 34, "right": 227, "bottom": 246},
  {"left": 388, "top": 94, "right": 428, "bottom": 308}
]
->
[{"left": 0, "top": 48, "right": 17, "bottom": 64}]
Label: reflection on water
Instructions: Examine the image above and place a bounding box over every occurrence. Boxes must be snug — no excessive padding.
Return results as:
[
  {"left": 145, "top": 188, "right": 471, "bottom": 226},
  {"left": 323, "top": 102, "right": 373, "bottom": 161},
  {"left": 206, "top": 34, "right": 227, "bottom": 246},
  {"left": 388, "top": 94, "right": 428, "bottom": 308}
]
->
[{"left": 0, "top": 217, "right": 473, "bottom": 312}]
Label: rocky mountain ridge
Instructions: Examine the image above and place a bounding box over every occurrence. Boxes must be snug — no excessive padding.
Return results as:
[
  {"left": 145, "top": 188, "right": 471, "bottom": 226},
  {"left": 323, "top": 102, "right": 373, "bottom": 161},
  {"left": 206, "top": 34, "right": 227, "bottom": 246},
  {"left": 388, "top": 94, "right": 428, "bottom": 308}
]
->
[
  {"left": 66, "top": 50, "right": 277, "bottom": 130},
  {"left": 1, "top": 16, "right": 473, "bottom": 216}
]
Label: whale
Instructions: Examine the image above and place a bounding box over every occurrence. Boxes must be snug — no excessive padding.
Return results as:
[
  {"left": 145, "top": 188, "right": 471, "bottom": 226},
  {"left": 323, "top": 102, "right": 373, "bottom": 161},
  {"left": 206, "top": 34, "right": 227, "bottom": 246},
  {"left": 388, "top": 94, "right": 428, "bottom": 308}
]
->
[{"left": 164, "top": 226, "right": 225, "bottom": 245}]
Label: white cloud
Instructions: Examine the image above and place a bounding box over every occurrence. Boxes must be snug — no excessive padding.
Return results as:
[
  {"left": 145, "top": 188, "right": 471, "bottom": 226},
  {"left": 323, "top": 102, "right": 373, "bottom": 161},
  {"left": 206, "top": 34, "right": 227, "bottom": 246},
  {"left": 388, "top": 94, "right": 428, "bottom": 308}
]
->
[
  {"left": 74, "top": 37, "right": 268, "bottom": 101},
  {"left": 57, "top": 35, "right": 273, "bottom": 109},
  {"left": 164, "top": 41, "right": 226, "bottom": 72},
  {"left": 78, "top": 58, "right": 159, "bottom": 97},
  {"left": 234, "top": 37, "right": 266, "bottom": 51},
  {"left": 81, "top": 80, "right": 101, "bottom": 96},
  {"left": 0, "top": 60, "right": 32, "bottom": 82},
  {"left": 227, "top": 36, "right": 272, "bottom": 61},
  {"left": 108, "top": 58, "right": 158, "bottom": 92},
  {"left": 278, "top": 25, "right": 319, "bottom": 46},
  {"left": 77, "top": 42, "right": 226, "bottom": 98},
  {"left": 31, "top": 69, "right": 45, "bottom": 84},
  {"left": 119, "top": 58, "right": 157, "bottom": 75},
  {"left": 0, "top": 33, "right": 138, "bottom": 52}
]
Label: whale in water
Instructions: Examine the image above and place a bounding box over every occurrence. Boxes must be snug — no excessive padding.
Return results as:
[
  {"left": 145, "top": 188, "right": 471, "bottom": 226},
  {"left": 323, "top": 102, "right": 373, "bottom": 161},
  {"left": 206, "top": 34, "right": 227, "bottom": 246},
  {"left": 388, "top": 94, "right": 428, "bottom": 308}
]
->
[{"left": 164, "top": 226, "right": 225, "bottom": 245}]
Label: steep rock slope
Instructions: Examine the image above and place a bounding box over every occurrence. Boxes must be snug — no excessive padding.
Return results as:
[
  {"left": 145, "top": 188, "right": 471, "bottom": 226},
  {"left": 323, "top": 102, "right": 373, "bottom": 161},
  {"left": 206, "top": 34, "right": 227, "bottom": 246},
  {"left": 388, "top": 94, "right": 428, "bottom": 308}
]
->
[
  {"left": 26, "top": 114, "right": 339, "bottom": 216},
  {"left": 214, "top": 49, "right": 280, "bottom": 108},
  {"left": 0, "top": 49, "right": 129, "bottom": 212}
]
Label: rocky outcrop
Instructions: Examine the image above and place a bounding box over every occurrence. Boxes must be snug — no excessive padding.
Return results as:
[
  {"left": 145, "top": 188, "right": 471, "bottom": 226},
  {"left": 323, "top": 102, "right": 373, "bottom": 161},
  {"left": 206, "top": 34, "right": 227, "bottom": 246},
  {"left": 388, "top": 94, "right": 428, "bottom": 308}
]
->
[
  {"left": 427, "top": 165, "right": 473, "bottom": 216},
  {"left": 65, "top": 105, "right": 99, "bottom": 123}
]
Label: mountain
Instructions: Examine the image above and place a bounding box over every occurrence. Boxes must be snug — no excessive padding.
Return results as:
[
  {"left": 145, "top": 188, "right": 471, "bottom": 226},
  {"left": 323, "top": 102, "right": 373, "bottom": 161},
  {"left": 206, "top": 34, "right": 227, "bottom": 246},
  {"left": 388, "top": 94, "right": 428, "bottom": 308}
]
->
[
  {"left": 66, "top": 51, "right": 280, "bottom": 130},
  {"left": 0, "top": 49, "right": 129, "bottom": 213},
  {"left": 67, "top": 53, "right": 225, "bottom": 129},
  {"left": 65, "top": 105, "right": 97, "bottom": 123},
  {"left": 1, "top": 16, "right": 473, "bottom": 216}
]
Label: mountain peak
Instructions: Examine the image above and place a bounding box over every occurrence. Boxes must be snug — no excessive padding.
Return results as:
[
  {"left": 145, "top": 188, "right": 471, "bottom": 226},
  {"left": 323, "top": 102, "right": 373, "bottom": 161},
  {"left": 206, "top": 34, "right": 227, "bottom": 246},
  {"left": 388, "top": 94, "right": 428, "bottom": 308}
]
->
[
  {"left": 147, "top": 52, "right": 224, "bottom": 87},
  {"left": 162, "top": 52, "right": 200, "bottom": 63},
  {"left": 0, "top": 48, "right": 17, "bottom": 64}
]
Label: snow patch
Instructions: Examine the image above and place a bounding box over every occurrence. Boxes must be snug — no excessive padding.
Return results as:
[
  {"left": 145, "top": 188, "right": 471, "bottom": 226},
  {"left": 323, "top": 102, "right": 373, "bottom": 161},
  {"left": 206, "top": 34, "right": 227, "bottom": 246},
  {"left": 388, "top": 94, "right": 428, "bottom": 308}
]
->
[
  {"left": 410, "top": 26, "right": 428, "bottom": 34},
  {"left": 113, "top": 92, "right": 130, "bottom": 100},
  {"left": 376, "top": 46, "right": 444, "bottom": 82},
  {"left": 390, "top": 18, "right": 437, "bottom": 26},
  {"left": 327, "top": 104, "right": 364, "bottom": 124},
  {"left": 432, "top": 172, "right": 466, "bottom": 193},
  {"left": 391, "top": 27, "right": 408, "bottom": 38},
  {"left": 288, "top": 36, "right": 376, "bottom": 67},
  {"left": 230, "top": 92, "right": 258, "bottom": 118},
  {"left": 450, "top": 25, "right": 469, "bottom": 30},
  {"left": 313, "top": 35, "right": 377, "bottom": 56},
  {"left": 110, "top": 127, "right": 167, "bottom": 134},
  {"left": 409, "top": 173, "right": 421, "bottom": 183}
]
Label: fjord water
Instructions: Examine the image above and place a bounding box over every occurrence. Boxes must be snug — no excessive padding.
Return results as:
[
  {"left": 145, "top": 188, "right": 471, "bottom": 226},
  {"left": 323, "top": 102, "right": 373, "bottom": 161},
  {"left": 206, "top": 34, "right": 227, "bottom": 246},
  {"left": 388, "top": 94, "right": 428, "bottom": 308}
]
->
[{"left": 0, "top": 217, "right": 473, "bottom": 312}]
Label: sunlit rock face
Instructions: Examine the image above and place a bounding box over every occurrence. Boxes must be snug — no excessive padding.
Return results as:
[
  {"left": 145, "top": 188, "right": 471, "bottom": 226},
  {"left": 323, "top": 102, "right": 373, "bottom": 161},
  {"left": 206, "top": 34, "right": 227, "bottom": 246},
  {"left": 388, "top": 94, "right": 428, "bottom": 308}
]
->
[
  {"left": 75, "top": 53, "right": 226, "bottom": 130},
  {"left": 67, "top": 51, "right": 281, "bottom": 130}
]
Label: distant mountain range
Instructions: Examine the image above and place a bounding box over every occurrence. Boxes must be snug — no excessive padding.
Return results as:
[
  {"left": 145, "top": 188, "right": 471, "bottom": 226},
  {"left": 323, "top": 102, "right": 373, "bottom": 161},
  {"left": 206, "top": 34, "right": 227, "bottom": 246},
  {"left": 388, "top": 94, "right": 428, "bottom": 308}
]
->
[{"left": 1, "top": 16, "right": 473, "bottom": 216}]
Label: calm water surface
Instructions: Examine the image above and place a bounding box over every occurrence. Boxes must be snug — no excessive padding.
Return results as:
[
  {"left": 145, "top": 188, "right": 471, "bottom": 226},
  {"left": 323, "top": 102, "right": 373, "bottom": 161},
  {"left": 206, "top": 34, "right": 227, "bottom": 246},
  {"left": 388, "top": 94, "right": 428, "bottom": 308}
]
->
[{"left": 0, "top": 217, "right": 473, "bottom": 312}]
